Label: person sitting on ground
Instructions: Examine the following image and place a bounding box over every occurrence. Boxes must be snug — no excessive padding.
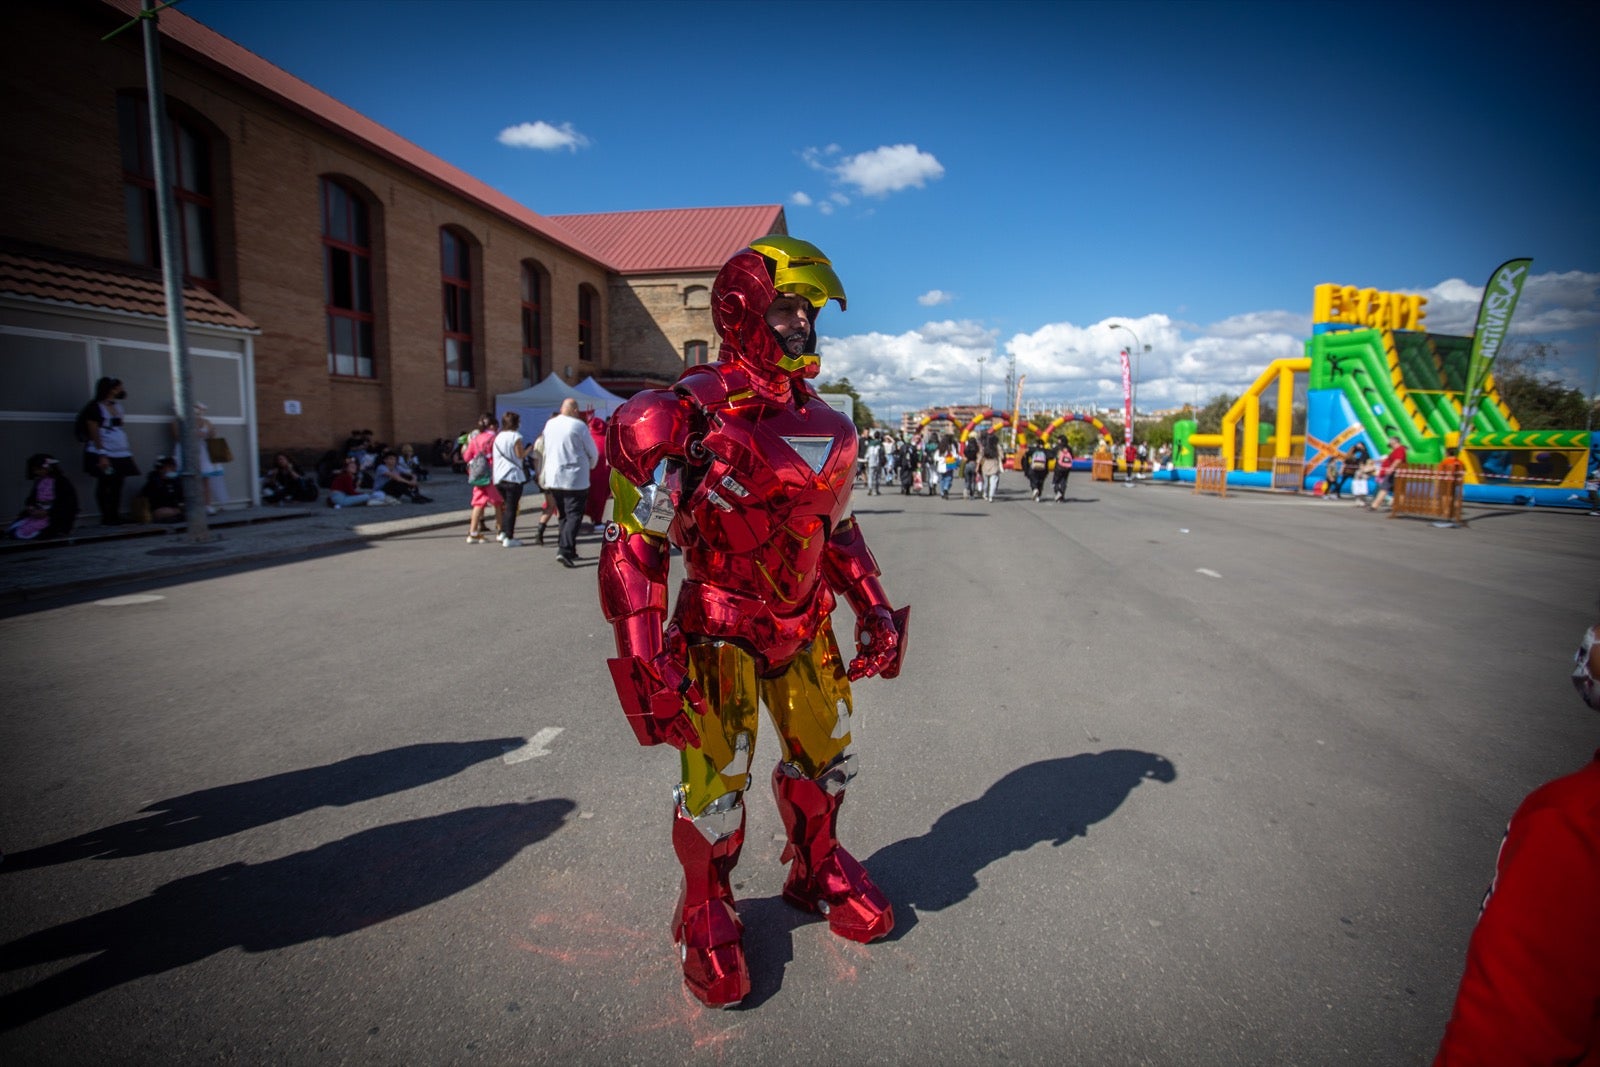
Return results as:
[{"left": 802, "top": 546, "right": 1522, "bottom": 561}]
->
[
  {"left": 328, "top": 456, "right": 393, "bottom": 508},
  {"left": 397, "top": 442, "right": 428, "bottom": 482},
  {"left": 261, "top": 453, "right": 318, "bottom": 505},
  {"left": 7, "top": 454, "right": 79, "bottom": 540},
  {"left": 372, "top": 450, "right": 431, "bottom": 503},
  {"left": 137, "top": 456, "right": 186, "bottom": 523}
]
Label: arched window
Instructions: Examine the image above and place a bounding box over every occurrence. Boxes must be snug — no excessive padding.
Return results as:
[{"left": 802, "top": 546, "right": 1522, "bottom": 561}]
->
[
  {"left": 577, "top": 284, "right": 598, "bottom": 363},
  {"left": 683, "top": 285, "right": 710, "bottom": 310},
  {"left": 521, "top": 260, "right": 547, "bottom": 386},
  {"left": 117, "top": 93, "right": 218, "bottom": 291},
  {"left": 322, "top": 178, "right": 375, "bottom": 378},
  {"left": 684, "top": 340, "right": 709, "bottom": 366},
  {"left": 441, "top": 228, "right": 475, "bottom": 388}
]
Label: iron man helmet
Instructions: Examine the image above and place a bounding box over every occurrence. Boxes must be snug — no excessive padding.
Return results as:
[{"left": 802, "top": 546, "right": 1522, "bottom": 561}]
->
[{"left": 712, "top": 235, "right": 845, "bottom": 379}]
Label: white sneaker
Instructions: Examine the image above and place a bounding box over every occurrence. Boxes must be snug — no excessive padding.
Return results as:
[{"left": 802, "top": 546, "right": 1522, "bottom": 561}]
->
[
  {"left": 503, "top": 537, "right": 523, "bottom": 548},
  {"left": 467, "top": 533, "right": 485, "bottom": 544},
  {"left": 498, "top": 531, "right": 508, "bottom": 543}
]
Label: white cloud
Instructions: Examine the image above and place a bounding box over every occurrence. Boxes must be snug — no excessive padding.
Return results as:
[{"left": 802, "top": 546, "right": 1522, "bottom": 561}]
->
[
  {"left": 1414, "top": 270, "right": 1600, "bottom": 335},
  {"left": 918, "top": 289, "right": 955, "bottom": 307},
  {"left": 497, "top": 121, "right": 590, "bottom": 152},
  {"left": 823, "top": 271, "right": 1600, "bottom": 421},
  {"left": 818, "top": 320, "right": 998, "bottom": 412},
  {"left": 789, "top": 191, "right": 813, "bottom": 206},
  {"left": 799, "top": 143, "right": 944, "bottom": 201},
  {"left": 833, "top": 144, "right": 944, "bottom": 197},
  {"left": 818, "top": 201, "right": 835, "bottom": 216}
]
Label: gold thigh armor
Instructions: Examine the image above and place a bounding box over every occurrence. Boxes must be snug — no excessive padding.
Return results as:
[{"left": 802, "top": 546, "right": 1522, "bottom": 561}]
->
[{"left": 678, "top": 627, "right": 854, "bottom": 817}]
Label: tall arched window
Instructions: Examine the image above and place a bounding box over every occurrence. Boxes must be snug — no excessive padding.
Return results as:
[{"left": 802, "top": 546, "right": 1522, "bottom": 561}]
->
[
  {"left": 577, "top": 284, "right": 598, "bottom": 363},
  {"left": 322, "top": 178, "right": 375, "bottom": 378},
  {"left": 521, "top": 260, "right": 547, "bottom": 386},
  {"left": 684, "top": 340, "right": 709, "bottom": 365},
  {"left": 441, "top": 228, "right": 475, "bottom": 388},
  {"left": 117, "top": 93, "right": 218, "bottom": 291}
]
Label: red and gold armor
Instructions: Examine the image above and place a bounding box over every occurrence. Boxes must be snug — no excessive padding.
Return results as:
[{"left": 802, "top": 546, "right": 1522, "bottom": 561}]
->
[{"left": 599, "top": 236, "right": 908, "bottom": 1006}]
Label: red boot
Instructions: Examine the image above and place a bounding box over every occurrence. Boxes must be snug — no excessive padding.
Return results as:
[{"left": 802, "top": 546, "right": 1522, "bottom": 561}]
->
[
  {"left": 771, "top": 763, "right": 894, "bottom": 942},
  {"left": 670, "top": 799, "right": 750, "bottom": 1006}
]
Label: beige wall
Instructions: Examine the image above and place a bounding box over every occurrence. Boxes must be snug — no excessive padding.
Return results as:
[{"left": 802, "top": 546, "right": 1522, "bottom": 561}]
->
[{"left": 606, "top": 272, "right": 720, "bottom": 383}]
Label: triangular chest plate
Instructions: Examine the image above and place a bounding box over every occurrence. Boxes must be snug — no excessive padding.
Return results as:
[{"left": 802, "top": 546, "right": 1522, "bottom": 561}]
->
[{"left": 781, "top": 436, "right": 835, "bottom": 475}]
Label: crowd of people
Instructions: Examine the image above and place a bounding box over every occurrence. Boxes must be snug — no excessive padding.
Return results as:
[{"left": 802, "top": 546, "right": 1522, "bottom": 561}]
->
[
  {"left": 460, "top": 399, "right": 599, "bottom": 565},
  {"left": 858, "top": 428, "right": 1088, "bottom": 504}
]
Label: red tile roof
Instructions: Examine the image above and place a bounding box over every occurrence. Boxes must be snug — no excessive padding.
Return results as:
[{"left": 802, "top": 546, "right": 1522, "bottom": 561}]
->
[
  {"left": 0, "top": 249, "right": 258, "bottom": 331},
  {"left": 548, "top": 206, "right": 787, "bottom": 274},
  {"left": 99, "top": 0, "right": 608, "bottom": 268}
]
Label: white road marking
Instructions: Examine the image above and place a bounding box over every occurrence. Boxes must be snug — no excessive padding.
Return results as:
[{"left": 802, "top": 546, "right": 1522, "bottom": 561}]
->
[
  {"left": 1195, "top": 568, "right": 1222, "bottom": 579},
  {"left": 503, "top": 727, "right": 565, "bottom": 764},
  {"left": 93, "top": 594, "right": 166, "bottom": 606}
]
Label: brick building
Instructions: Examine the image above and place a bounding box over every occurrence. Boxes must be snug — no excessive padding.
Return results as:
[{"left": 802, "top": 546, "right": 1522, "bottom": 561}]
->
[{"left": 0, "top": 0, "right": 781, "bottom": 512}]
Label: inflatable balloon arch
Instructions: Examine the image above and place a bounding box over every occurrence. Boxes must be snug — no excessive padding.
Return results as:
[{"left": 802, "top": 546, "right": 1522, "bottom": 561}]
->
[{"left": 913, "top": 411, "right": 1113, "bottom": 448}]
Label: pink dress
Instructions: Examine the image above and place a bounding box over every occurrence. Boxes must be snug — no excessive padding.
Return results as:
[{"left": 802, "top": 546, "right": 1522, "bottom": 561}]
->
[{"left": 463, "top": 431, "right": 503, "bottom": 507}]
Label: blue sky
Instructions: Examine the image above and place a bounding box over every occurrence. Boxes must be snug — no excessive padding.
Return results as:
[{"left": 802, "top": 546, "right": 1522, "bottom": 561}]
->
[{"left": 186, "top": 0, "right": 1600, "bottom": 419}]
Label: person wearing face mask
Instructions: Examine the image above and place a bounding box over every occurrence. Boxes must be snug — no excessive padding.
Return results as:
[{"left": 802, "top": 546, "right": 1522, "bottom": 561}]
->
[
  {"left": 1433, "top": 614, "right": 1600, "bottom": 1064},
  {"left": 78, "top": 376, "right": 139, "bottom": 525}
]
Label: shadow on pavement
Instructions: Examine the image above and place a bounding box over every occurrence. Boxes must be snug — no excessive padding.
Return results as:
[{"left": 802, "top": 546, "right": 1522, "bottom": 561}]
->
[
  {"left": 0, "top": 799, "right": 576, "bottom": 1030},
  {"left": 865, "top": 750, "right": 1177, "bottom": 939},
  {"left": 2, "top": 739, "right": 524, "bottom": 871}
]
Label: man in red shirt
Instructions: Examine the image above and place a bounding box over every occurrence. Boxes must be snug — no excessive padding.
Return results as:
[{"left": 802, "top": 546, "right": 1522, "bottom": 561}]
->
[
  {"left": 1366, "top": 435, "right": 1408, "bottom": 511},
  {"left": 1433, "top": 620, "right": 1600, "bottom": 1064}
]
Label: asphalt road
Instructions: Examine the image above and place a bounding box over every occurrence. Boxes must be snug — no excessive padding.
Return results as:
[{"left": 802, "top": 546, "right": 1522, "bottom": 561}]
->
[{"left": 2, "top": 477, "right": 1595, "bottom": 1065}]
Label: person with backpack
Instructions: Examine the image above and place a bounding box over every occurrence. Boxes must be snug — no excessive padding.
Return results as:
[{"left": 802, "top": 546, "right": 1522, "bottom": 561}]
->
[
  {"left": 962, "top": 433, "right": 980, "bottom": 498},
  {"left": 461, "top": 412, "right": 503, "bottom": 544},
  {"left": 77, "top": 376, "right": 139, "bottom": 525},
  {"left": 979, "top": 433, "right": 1003, "bottom": 501},
  {"left": 1051, "top": 438, "right": 1075, "bottom": 502},
  {"left": 1025, "top": 440, "right": 1050, "bottom": 502}
]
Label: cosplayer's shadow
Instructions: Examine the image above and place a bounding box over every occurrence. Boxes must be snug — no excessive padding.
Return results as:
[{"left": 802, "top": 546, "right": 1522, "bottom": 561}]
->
[
  {"left": 865, "top": 750, "right": 1176, "bottom": 939},
  {"left": 731, "top": 895, "right": 810, "bottom": 1009},
  {"left": 0, "top": 799, "right": 575, "bottom": 1030},
  {"left": 3, "top": 739, "right": 523, "bottom": 871}
]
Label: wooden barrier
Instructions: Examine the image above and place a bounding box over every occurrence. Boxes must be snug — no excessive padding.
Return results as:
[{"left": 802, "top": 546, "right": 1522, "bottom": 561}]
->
[
  {"left": 1391, "top": 464, "right": 1464, "bottom": 522},
  {"left": 1194, "top": 456, "right": 1228, "bottom": 498},
  {"left": 1091, "top": 455, "right": 1113, "bottom": 482},
  {"left": 1271, "top": 457, "right": 1305, "bottom": 493}
]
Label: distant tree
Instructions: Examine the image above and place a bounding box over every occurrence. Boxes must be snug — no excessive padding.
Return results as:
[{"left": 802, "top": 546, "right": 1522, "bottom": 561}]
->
[
  {"left": 1491, "top": 341, "right": 1593, "bottom": 430},
  {"left": 816, "top": 377, "right": 876, "bottom": 431},
  {"left": 1195, "top": 393, "right": 1239, "bottom": 435}
]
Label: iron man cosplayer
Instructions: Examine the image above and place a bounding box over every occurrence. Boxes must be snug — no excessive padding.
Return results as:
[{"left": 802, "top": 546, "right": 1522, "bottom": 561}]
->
[{"left": 598, "top": 235, "right": 910, "bottom": 1007}]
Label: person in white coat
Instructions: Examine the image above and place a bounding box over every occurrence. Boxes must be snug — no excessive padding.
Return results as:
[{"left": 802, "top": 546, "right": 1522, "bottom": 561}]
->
[{"left": 540, "top": 398, "right": 600, "bottom": 566}]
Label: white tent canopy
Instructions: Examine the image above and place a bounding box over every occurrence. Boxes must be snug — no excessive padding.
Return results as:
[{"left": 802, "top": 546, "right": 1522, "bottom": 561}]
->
[
  {"left": 496, "top": 373, "right": 628, "bottom": 430},
  {"left": 571, "top": 376, "right": 628, "bottom": 418},
  {"left": 494, "top": 373, "right": 584, "bottom": 432}
]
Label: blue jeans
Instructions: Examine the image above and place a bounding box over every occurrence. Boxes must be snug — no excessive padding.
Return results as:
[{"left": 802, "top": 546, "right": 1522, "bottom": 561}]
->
[{"left": 331, "top": 490, "right": 373, "bottom": 508}]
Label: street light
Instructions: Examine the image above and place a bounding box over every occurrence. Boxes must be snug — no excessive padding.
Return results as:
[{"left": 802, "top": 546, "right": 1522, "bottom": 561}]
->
[
  {"left": 1108, "top": 323, "right": 1150, "bottom": 482},
  {"left": 976, "top": 355, "right": 988, "bottom": 408}
]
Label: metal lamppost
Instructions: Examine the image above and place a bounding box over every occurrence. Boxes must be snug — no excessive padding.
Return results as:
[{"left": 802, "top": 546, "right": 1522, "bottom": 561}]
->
[{"left": 976, "top": 355, "right": 988, "bottom": 408}]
